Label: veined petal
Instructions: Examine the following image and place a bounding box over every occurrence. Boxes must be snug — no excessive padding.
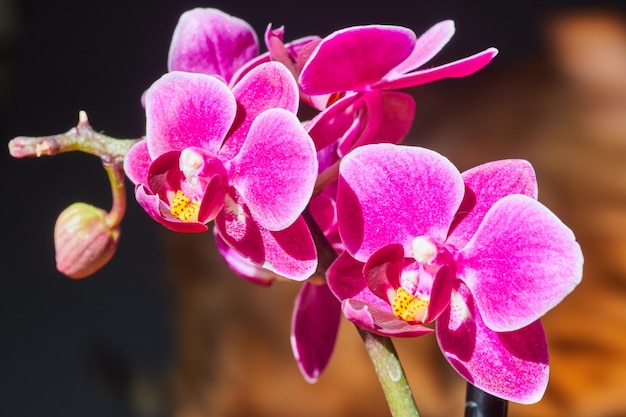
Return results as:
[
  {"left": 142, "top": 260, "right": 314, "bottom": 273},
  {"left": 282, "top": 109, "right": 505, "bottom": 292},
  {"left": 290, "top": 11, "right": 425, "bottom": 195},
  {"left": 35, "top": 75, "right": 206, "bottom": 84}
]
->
[
  {"left": 343, "top": 299, "right": 434, "bottom": 337},
  {"left": 437, "top": 283, "right": 549, "bottom": 404},
  {"left": 168, "top": 8, "right": 259, "bottom": 83},
  {"left": 291, "top": 282, "right": 341, "bottom": 382},
  {"left": 231, "top": 108, "right": 318, "bottom": 231},
  {"left": 299, "top": 25, "right": 416, "bottom": 95},
  {"left": 337, "top": 144, "right": 464, "bottom": 261},
  {"left": 124, "top": 139, "right": 150, "bottom": 185},
  {"left": 386, "top": 20, "right": 456, "bottom": 78},
  {"left": 145, "top": 72, "right": 237, "bottom": 159},
  {"left": 221, "top": 62, "right": 301, "bottom": 159},
  {"left": 457, "top": 194, "right": 583, "bottom": 331},
  {"left": 446, "top": 159, "right": 538, "bottom": 250},
  {"left": 378, "top": 47, "right": 498, "bottom": 91}
]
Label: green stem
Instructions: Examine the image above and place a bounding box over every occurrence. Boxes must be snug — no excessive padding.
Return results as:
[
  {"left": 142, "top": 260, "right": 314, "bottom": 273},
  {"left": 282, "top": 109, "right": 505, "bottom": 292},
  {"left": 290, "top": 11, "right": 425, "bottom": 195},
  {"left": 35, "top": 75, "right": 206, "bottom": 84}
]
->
[
  {"left": 359, "top": 328, "right": 421, "bottom": 417},
  {"left": 303, "top": 207, "right": 420, "bottom": 417}
]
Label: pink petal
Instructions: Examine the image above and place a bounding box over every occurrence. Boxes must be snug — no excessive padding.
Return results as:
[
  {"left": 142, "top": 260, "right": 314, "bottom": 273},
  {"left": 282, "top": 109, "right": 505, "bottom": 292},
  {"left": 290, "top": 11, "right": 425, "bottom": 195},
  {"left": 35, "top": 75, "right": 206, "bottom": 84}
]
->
[
  {"left": 446, "top": 159, "right": 538, "bottom": 250},
  {"left": 363, "top": 244, "right": 405, "bottom": 301},
  {"left": 135, "top": 185, "right": 208, "bottom": 233},
  {"left": 291, "top": 282, "right": 341, "bottom": 382},
  {"left": 305, "top": 92, "right": 362, "bottom": 150},
  {"left": 124, "top": 139, "right": 150, "bottom": 185},
  {"left": 299, "top": 25, "right": 416, "bottom": 95},
  {"left": 337, "top": 144, "right": 464, "bottom": 262},
  {"left": 377, "top": 47, "right": 498, "bottom": 91},
  {"left": 145, "top": 72, "right": 237, "bottom": 159},
  {"left": 343, "top": 299, "right": 433, "bottom": 337},
  {"left": 220, "top": 62, "right": 300, "bottom": 159},
  {"left": 213, "top": 229, "right": 276, "bottom": 286},
  {"left": 386, "top": 20, "right": 456, "bottom": 78},
  {"left": 230, "top": 108, "right": 318, "bottom": 231},
  {"left": 437, "top": 283, "right": 549, "bottom": 404},
  {"left": 167, "top": 8, "right": 259, "bottom": 83},
  {"left": 326, "top": 251, "right": 368, "bottom": 300},
  {"left": 215, "top": 209, "right": 317, "bottom": 280},
  {"left": 457, "top": 194, "right": 583, "bottom": 332}
]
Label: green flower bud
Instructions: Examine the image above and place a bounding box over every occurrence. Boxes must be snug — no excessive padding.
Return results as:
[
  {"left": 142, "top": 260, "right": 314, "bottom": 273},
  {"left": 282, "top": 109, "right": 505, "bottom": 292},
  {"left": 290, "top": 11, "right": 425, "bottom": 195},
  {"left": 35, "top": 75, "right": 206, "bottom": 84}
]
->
[{"left": 54, "top": 202, "right": 120, "bottom": 279}]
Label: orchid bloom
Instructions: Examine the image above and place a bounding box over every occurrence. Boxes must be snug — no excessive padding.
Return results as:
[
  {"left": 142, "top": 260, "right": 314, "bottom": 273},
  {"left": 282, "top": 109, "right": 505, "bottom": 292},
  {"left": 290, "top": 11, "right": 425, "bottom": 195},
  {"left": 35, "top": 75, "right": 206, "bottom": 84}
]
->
[
  {"left": 124, "top": 62, "right": 319, "bottom": 280},
  {"left": 168, "top": 8, "right": 259, "bottom": 84},
  {"left": 299, "top": 22, "right": 498, "bottom": 155},
  {"left": 327, "top": 144, "right": 583, "bottom": 403}
]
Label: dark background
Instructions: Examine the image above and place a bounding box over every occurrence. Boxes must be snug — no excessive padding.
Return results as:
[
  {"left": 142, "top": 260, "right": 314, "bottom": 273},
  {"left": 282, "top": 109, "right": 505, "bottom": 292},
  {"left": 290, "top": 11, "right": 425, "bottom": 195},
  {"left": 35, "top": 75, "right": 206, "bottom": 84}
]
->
[{"left": 1, "top": 1, "right": 624, "bottom": 416}]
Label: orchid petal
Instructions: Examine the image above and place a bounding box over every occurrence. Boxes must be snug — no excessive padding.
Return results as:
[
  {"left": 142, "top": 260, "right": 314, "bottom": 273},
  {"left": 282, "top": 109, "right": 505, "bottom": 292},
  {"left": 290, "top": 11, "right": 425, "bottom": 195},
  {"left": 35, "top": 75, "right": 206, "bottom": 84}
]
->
[
  {"left": 327, "top": 251, "right": 368, "bottom": 300},
  {"left": 457, "top": 194, "right": 583, "bottom": 331},
  {"left": 337, "top": 144, "right": 464, "bottom": 261},
  {"left": 124, "top": 139, "right": 150, "bottom": 185},
  {"left": 230, "top": 108, "right": 318, "bottom": 231},
  {"left": 343, "top": 299, "right": 433, "bottom": 337},
  {"left": 378, "top": 47, "right": 498, "bottom": 91},
  {"left": 215, "top": 209, "right": 317, "bottom": 280},
  {"left": 446, "top": 159, "right": 538, "bottom": 250},
  {"left": 135, "top": 185, "right": 208, "bottom": 233},
  {"left": 291, "top": 282, "right": 341, "bottom": 382},
  {"left": 386, "top": 20, "right": 456, "bottom": 77},
  {"left": 363, "top": 244, "right": 405, "bottom": 302},
  {"left": 168, "top": 8, "right": 259, "bottom": 83},
  {"left": 306, "top": 93, "right": 362, "bottom": 151},
  {"left": 299, "top": 25, "right": 416, "bottom": 95},
  {"left": 437, "top": 283, "right": 549, "bottom": 404},
  {"left": 221, "top": 62, "right": 300, "bottom": 159},
  {"left": 213, "top": 229, "right": 276, "bottom": 286},
  {"left": 145, "top": 72, "right": 237, "bottom": 158}
]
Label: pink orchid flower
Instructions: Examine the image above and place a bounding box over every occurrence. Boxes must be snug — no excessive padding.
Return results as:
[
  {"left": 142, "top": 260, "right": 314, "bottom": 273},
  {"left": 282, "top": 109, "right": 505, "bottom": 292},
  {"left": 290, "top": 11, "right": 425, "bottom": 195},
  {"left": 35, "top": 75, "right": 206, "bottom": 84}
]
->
[
  {"left": 168, "top": 8, "right": 259, "bottom": 84},
  {"left": 327, "top": 144, "right": 583, "bottom": 403},
  {"left": 299, "top": 22, "right": 498, "bottom": 155},
  {"left": 124, "top": 62, "right": 319, "bottom": 280}
]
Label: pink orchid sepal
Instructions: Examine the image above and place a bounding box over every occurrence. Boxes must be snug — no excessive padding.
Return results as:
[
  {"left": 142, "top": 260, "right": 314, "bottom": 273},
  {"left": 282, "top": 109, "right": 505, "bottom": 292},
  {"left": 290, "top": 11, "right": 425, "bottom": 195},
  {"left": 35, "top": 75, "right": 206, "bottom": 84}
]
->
[{"left": 327, "top": 144, "right": 583, "bottom": 403}]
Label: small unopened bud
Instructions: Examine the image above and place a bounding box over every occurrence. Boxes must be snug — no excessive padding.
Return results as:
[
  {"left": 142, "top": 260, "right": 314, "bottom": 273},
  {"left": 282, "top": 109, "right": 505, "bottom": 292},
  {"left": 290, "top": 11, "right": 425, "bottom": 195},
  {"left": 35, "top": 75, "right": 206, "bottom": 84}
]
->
[{"left": 54, "top": 202, "right": 120, "bottom": 279}]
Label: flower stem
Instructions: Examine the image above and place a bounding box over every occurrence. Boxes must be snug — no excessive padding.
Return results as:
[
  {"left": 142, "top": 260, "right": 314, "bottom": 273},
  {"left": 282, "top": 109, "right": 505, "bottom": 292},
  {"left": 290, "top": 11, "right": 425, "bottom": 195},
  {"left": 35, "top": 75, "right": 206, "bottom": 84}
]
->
[
  {"left": 358, "top": 328, "right": 421, "bottom": 417},
  {"left": 465, "top": 383, "right": 508, "bottom": 417}
]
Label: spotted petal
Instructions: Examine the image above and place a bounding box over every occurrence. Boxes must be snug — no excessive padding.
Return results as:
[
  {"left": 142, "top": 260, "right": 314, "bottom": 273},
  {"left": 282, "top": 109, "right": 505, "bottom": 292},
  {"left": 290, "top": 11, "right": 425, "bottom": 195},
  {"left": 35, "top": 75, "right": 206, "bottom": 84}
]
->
[
  {"left": 437, "top": 282, "right": 549, "bottom": 404},
  {"left": 230, "top": 108, "right": 318, "bottom": 231},
  {"left": 457, "top": 194, "right": 583, "bottom": 331},
  {"left": 145, "top": 72, "right": 237, "bottom": 159},
  {"left": 337, "top": 144, "right": 464, "bottom": 261},
  {"left": 168, "top": 8, "right": 259, "bottom": 83},
  {"left": 291, "top": 282, "right": 341, "bottom": 382}
]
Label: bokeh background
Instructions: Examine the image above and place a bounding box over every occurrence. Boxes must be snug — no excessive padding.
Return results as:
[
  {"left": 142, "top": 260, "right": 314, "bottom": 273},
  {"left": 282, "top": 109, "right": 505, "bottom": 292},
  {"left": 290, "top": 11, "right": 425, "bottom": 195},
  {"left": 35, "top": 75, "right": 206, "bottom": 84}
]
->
[{"left": 3, "top": 1, "right": 626, "bottom": 416}]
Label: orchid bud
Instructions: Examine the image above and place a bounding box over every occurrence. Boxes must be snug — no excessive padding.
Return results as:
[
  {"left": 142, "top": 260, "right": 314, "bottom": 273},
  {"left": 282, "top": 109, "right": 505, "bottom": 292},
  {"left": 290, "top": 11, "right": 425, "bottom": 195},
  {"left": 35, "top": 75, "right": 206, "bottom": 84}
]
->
[{"left": 54, "top": 202, "right": 120, "bottom": 279}]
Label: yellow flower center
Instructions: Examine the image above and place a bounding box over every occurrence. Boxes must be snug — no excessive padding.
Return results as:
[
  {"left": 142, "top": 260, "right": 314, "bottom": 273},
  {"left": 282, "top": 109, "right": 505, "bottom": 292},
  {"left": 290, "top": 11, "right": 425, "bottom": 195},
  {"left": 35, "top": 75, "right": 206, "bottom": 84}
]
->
[
  {"left": 170, "top": 190, "right": 200, "bottom": 222},
  {"left": 391, "top": 287, "right": 429, "bottom": 322}
]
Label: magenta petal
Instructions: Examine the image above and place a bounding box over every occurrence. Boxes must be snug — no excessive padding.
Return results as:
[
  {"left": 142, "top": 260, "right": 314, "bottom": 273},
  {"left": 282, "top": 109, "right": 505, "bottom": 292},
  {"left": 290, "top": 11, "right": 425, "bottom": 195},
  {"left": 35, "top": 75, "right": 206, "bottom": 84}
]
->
[
  {"left": 437, "top": 283, "right": 549, "bottom": 404},
  {"left": 168, "top": 8, "right": 259, "bottom": 83},
  {"left": 447, "top": 159, "right": 538, "bottom": 250},
  {"left": 306, "top": 93, "right": 362, "bottom": 150},
  {"left": 457, "top": 194, "right": 583, "bottom": 331},
  {"left": 386, "top": 20, "right": 455, "bottom": 77},
  {"left": 343, "top": 299, "right": 433, "bottom": 337},
  {"left": 216, "top": 210, "right": 317, "bottom": 280},
  {"left": 379, "top": 47, "right": 498, "bottom": 91},
  {"left": 363, "top": 244, "right": 405, "bottom": 301},
  {"left": 135, "top": 185, "right": 208, "bottom": 233},
  {"left": 291, "top": 282, "right": 341, "bottom": 382},
  {"left": 145, "top": 72, "right": 237, "bottom": 158},
  {"left": 124, "top": 140, "right": 150, "bottom": 185},
  {"left": 299, "top": 25, "right": 416, "bottom": 95},
  {"left": 337, "top": 144, "right": 464, "bottom": 261},
  {"left": 230, "top": 108, "right": 317, "bottom": 231},
  {"left": 213, "top": 229, "right": 276, "bottom": 286},
  {"left": 221, "top": 62, "right": 300, "bottom": 159},
  {"left": 326, "top": 251, "right": 367, "bottom": 300}
]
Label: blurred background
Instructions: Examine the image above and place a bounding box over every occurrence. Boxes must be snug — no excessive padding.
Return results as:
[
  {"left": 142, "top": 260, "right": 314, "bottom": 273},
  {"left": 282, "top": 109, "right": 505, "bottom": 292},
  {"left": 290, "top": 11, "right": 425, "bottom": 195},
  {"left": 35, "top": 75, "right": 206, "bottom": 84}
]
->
[{"left": 3, "top": 0, "right": 626, "bottom": 416}]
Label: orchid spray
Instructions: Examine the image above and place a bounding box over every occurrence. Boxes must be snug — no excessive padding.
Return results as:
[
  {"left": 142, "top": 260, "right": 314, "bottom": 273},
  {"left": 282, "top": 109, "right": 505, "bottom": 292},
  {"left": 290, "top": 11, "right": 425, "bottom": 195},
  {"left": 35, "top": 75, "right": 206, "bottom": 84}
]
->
[{"left": 7, "top": 7, "right": 583, "bottom": 417}]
